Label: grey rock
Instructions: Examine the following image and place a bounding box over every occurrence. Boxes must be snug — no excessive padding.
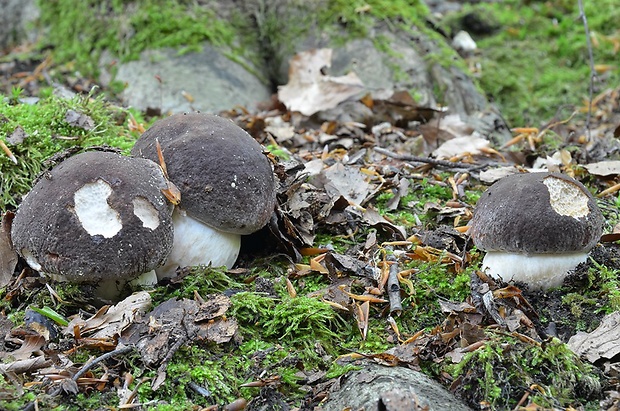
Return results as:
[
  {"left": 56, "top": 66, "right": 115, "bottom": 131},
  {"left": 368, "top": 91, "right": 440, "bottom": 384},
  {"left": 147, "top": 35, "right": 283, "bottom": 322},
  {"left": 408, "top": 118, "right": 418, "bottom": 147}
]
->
[
  {"left": 422, "top": 0, "right": 465, "bottom": 16},
  {"left": 111, "top": 45, "right": 272, "bottom": 114},
  {"left": 320, "top": 363, "right": 473, "bottom": 411},
  {"left": 0, "top": 0, "right": 39, "bottom": 50}
]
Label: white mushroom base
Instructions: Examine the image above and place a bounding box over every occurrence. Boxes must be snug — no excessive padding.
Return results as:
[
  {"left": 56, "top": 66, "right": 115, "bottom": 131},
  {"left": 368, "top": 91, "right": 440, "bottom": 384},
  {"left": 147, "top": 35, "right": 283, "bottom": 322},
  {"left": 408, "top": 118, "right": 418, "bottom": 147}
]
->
[
  {"left": 43, "top": 270, "right": 158, "bottom": 301},
  {"left": 97, "top": 269, "right": 159, "bottom": 300},
  {"left": 156, "top": 208, "right": 241, "bottom": 280},
  {"left": 481, "top": 251, "right": 589, "bottom": 290}
]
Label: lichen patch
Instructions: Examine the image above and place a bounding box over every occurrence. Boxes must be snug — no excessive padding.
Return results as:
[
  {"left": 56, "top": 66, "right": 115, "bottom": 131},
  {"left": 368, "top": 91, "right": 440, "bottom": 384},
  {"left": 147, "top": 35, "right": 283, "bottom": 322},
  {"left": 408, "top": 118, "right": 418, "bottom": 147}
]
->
[
  {"left": 543, "top": 176, "right": 589, "bottom": 218},
  {"left": 132, "top": 196, "right": 160, "bottom": 230},
  {"left": 74, "top": 179, "right": 122, "bottom": 238}
]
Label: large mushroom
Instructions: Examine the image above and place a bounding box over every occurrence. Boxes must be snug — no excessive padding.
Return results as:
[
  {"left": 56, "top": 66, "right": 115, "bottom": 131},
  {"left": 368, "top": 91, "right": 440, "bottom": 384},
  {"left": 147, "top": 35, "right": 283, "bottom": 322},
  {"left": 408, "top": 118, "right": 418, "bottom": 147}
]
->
[
  {"left": 131, "top": 112, "right": 276, "bottom": 279},
  {"left": 469, "top": 172, "right": 603, "bottom": 289},
  {"left": 11, "top": 151, "right": 175, "bottom": 298}
]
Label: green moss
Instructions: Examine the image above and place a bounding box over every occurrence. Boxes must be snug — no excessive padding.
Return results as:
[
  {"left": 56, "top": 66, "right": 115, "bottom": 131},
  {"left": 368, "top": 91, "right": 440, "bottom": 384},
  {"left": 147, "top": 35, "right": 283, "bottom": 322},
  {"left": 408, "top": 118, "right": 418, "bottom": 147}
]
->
[
  {"left": 448, "top": 335, "right": 600, "bottom": 409},
  {"left": 314, "top": 232, "right": 359, "bottom": 254},
  {"left": 0, "top": 378, "right": 38, "bottom": 410},
  {"left": 318, "top": 0, "right": 466, "bottom": 81},
  {"left": 132, "top": 295, "right": 342, "bottom": 407},
  {"left": 444, "top": 0, "right": 620, "bottom": 126},
  {"left": 0, "top": 91, "right": 136, "bottom": 211},
  {"left": 36, "top": 0, "right": 248, "bottom": 77},
  {"left": 263, "top": 296, "right": 346, "bottom": 352},
  {"left": 562, "top": 293, "right": 599, "bottom": 319},
  {"left": 554, "top": 257, "right": 620, "bottom": 323},
  {"left": 232, "top": 291, "right": 349, "bottom": 353},
  {"left": 264, "top": 144, "right": 291, "bottom": 161},
  {"left": 318, "top": 0, "right": 430, "bottom": 37},
  {"left": 325, "top": 362, "right": 362, "bottom": 379},
  {"left": 590, "top": 260, "right": 620, "bottom": 313},
  {"left": 397, "top": 261, "right": 471, "bottom": 333},
  {"left": 150, "top": 266, "right": 246, "bottom": 304},
  {"left": 133, "top": 345, "right": 249, "bottom": 407},
  {"left": 376, "top": 177, "right": 458, "bottom": 228},
  {"left": 0, "top": 379, "right": 118, "bottom": 411},
  {"left": 229, "top": 291, "right": 276, "bottom": 335},
  {"left": 288, "top": 272, "right": 331, "bottom": 296}
]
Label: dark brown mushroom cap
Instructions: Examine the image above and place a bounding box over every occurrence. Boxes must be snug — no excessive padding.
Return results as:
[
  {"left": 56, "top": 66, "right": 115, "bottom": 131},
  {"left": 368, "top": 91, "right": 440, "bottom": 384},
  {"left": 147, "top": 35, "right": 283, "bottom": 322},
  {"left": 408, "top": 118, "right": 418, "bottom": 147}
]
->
[
  {"left": 11, "top": 151, "right": 174, "bottom": 282},
  {"left": 131, "top": 112, "right": 276, "bottom": 235},
  {"left": 470, "top": 172, "right": 603, "bottom": 254}
]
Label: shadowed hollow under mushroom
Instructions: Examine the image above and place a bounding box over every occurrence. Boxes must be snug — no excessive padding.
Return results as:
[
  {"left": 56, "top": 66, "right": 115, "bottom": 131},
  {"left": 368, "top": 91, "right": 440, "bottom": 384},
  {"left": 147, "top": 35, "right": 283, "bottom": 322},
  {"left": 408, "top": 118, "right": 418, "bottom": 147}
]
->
[
  {"left": 131, "top": 112, "right": 277, "bottom": 279},
  {"left": 469, "top": 172, "right": 604, "bottom": 289},
  {"left": 10, "top": 151, "right": 175, "bottom": 299}
]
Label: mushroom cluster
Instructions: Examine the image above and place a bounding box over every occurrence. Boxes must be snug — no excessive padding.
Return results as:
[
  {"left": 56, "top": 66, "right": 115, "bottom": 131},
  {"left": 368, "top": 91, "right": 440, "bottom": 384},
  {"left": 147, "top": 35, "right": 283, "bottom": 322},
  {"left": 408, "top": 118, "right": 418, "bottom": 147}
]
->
[
  {"left": 131, "top": 112, "right": 276, "bottom": 279},
  {"left": 11, "top": 151, "right": 175, "bottom": 298},
  {"left": 469, "top": 172, "right": 604, "bottom": 289},
  {"left": 10, "top": 113, "right": 276, "bottom": 298}
]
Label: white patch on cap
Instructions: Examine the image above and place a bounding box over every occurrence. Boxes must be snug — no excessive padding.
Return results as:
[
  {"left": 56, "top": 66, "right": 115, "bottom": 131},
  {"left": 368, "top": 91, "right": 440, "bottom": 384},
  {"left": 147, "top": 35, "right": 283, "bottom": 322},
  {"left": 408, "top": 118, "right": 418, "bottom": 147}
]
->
[
  {"left": 543, "top": 176, "right": 589, "bottom": 218},
  {"left": 21, "top": 248, "right": 42, "bottom": 271},
  {"left": 74, "top": 179, "right": 122, "bottom": 238},
  {"left": 132, "top": 197, "right": 160, "bottom": 230}
]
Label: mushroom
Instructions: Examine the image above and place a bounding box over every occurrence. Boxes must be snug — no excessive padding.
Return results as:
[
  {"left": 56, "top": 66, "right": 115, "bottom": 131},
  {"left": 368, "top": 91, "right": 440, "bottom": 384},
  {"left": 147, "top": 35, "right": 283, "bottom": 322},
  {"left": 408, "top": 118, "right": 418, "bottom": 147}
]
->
[
  {"left": 11, "top": 151, "right": 175, "bottom": 299},
  {"left": 131, "top": 112, "right": 276, "bottom": 279},
  {"left": 469, "top": 172, "right": 603, "bottom": 289}
]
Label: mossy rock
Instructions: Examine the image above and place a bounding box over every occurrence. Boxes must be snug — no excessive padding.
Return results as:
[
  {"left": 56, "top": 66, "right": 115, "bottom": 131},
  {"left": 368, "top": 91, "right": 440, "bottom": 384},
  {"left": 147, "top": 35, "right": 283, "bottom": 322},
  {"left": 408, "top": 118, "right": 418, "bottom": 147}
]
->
[{"left": 30, "top": 0, "right": 510, "bottom": 144}]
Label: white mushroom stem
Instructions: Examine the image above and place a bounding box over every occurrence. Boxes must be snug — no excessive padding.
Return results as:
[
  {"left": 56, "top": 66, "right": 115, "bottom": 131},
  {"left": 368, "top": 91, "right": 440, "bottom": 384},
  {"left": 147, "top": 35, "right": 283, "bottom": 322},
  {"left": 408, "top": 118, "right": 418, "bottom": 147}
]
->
[
  {"left": 95, "top": 270, "right": 159, "bottom": 300},
  {"left": 40, "top": 270, "right": 159, "bottom": 301},
  {"left": 481, "top": 251, "right": 589, "bottom": 290},
  {"left": 156, "top": 207, "right": 241, "bottom": 280}
]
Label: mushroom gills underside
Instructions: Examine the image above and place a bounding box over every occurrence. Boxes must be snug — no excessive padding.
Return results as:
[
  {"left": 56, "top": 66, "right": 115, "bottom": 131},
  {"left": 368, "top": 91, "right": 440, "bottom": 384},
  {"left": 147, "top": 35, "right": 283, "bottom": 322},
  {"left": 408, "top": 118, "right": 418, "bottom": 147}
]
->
[
  {"left": 481, "top": 251, "right": 589, "bottom": 290},
  {"left": 155, "top": 208, "right": 241, "bottom": 280}
]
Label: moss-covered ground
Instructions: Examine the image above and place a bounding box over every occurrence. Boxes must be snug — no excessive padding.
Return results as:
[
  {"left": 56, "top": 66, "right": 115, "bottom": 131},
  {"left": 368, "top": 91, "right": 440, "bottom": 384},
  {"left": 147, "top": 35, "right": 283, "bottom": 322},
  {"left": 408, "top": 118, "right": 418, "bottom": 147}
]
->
[
  {"left": 439, "top": 0, "right": 620, "bottom": 127},
  {"left": 2, "top": 1, "right": 620, "bottom": 410}
]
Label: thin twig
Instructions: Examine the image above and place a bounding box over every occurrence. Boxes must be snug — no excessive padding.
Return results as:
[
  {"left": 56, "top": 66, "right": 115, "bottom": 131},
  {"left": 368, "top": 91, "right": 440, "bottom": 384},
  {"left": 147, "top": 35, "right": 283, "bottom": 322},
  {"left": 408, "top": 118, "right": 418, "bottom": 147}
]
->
[
  {"left": 373, "top": 146, "right": 482, "bottom": 170},
  {"left": 578, "top": 0, "right": 596, "bottom": 141},
  {"left": 386, "top": 254, "right": 402, "bottom": 315},
  {"left": 72, "top": 345, "right": 133, "bottom": 382}
]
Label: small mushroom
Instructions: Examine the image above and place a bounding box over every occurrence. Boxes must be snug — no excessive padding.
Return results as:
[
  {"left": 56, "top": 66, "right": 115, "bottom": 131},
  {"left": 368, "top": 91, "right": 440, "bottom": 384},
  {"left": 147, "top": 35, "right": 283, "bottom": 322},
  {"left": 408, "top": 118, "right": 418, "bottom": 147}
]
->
[
  {"left": 470, "top": 172, "right": 603, "bottom": 289},
  {"left": 11, "top": 151, "right": 174, "bottom": 298},
  {"left": 131, "top": 112, "right": 276, "bottom": 278}
]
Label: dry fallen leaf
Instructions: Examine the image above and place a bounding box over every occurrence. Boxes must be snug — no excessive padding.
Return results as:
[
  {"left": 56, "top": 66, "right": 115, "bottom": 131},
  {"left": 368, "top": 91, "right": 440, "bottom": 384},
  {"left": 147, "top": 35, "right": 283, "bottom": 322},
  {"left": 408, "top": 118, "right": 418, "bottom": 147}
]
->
[
  {"left": 478, "top": 167, "right": 520, "bottom": 184},
  {"left": 7, "top": 126, "right": 27, "bottom": 145},
  {"left": 584, "top": 160, "right": 620, "bottom": 177},
  {"left": 0, "top": 355, "right": 51, "bottom": 376},
  {"left": 568, "top": 311, "right": 620, "bottom": 363},
  {"left": 432, "top": 135, "right": 490, "bottom": 159},
  {"left": 120, "top": 295, "right": 237, "bottom": 390},
  {"left": 277, "top": 48, "right": 364, "bottom": 116},
  {"left": 264, "top": 116, "right": 295, "bottom": 142},
  {"left": 64, "top": 291, "right": 152, "bottom": 340},
  {"left": 0, "top": 212, "right": 17, "bottom": 288},
  {"left": 312, "top": 162, "right": 371, "bottom": 205},
  {"left": 64, "top": 109, "right": 94, "bottom": 130}
]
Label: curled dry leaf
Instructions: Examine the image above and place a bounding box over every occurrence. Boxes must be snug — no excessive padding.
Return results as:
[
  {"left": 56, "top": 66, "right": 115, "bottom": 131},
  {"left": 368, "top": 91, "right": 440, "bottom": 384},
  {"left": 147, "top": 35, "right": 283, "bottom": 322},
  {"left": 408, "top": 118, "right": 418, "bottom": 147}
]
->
[
  {"left": 64, "top": 291, "right": 152, "bottom": 340},
  {"left": 0, "top": 355, "right": 52, "bottom": 376},
  {"left": 277, "top": 48, "right": 364, "bottom": 116}
]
